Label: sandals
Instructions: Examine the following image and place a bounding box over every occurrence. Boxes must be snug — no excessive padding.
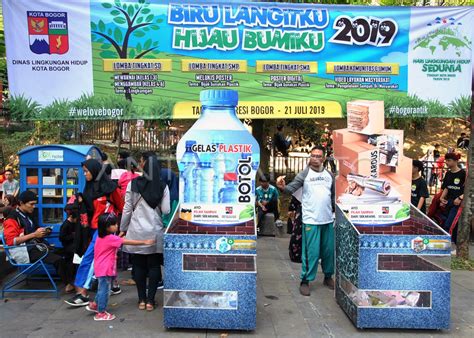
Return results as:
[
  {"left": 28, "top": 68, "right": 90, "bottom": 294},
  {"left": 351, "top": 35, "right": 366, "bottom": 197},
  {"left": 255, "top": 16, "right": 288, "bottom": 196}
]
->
[
  {"left": 146, "top": 303, "right": 155, "bottom": 311},
  {"left": 138, "top": 301, "right": 146, "bottom": 310}
]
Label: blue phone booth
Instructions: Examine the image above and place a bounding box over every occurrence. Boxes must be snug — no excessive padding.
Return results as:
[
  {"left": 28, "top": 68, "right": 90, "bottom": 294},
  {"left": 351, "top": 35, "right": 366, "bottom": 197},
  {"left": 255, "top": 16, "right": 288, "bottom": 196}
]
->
[{"left": 18, "top": 145, "right": 103, "bottom": 247}]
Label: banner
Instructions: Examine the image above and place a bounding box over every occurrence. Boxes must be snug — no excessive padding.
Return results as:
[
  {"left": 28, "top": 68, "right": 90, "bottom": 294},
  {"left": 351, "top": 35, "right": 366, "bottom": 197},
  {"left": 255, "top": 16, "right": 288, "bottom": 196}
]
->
[{"left": 3, "top": 0, "right": 473, "bottom": 120}]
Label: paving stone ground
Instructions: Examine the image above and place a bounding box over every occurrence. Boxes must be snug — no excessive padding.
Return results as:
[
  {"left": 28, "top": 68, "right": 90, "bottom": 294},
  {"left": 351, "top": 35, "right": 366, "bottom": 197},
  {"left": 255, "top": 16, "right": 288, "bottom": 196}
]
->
[{"left": 0, "top": 235, "right": 473, "bottom": 338}]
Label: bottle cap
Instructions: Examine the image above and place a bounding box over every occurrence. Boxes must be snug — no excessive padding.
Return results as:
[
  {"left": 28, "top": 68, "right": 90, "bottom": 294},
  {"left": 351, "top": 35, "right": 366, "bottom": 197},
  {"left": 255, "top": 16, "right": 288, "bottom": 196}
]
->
[
  {"left": 200, "top": 90, "right": 238, "bottom": 107},
  {"left": 224, "top": 173, "right": 238, "bottom": 181}
]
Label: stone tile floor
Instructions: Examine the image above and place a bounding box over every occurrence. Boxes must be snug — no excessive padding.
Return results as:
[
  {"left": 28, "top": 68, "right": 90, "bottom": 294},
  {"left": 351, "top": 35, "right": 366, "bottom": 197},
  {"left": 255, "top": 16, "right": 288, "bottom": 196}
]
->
[{"left": 0, "top": 236, "right": 473, "bottom": 337}]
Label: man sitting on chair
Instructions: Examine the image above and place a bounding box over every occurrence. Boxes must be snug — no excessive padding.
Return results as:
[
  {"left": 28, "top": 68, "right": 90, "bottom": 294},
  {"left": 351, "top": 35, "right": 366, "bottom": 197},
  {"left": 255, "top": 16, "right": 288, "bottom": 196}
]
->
[
  {"left": 255, "top": 174, "right": 280, "bottom": 230},
  {"left": 3, "top": 191, "right": 73, "bottom": 291}
]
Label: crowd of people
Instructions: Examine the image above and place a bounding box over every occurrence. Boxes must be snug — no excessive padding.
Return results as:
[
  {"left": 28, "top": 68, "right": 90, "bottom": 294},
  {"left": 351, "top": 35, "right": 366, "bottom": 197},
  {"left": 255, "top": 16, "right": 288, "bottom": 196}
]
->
[
  {"left": 0, "top": 132, "right": 468, "bottom": 318},
  {"left": 0, "top": 151, "right": 178, "bottom": 321}
]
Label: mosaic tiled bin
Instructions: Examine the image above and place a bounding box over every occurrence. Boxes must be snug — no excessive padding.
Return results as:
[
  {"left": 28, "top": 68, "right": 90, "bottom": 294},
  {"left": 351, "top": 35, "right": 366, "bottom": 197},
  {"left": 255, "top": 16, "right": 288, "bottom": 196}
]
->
[
  {"left": 335, "top": 205, "right": 451, "bottom": 329},
  {"left": 163, "top": 209, "right": 257, "bottom": 330}
]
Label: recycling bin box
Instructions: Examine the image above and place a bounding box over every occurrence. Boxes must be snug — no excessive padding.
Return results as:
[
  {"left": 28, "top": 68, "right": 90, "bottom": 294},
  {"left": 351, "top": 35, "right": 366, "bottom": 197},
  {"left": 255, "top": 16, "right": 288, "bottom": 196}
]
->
[
  {"left": 335, "top": 205, "right": 451, "bottom": 330},
  {"left": 18, "top": 145, "right": 103, "bottom": 248},
  {"left": 163, "top": 208, "right": 257, "bottom": 331}
]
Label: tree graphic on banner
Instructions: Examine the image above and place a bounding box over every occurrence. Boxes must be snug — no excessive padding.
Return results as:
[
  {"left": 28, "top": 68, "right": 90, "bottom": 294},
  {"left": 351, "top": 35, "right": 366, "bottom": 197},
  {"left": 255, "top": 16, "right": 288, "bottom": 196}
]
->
[{"left": 91, "top": 0, "right": 162, "bottom": 101}]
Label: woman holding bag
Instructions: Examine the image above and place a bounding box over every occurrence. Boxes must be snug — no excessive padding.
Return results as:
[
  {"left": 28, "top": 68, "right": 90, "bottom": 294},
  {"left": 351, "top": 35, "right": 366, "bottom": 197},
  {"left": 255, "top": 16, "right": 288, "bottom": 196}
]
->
[{"left": 120, "top": 155, "right": 170, "bottom": 311}]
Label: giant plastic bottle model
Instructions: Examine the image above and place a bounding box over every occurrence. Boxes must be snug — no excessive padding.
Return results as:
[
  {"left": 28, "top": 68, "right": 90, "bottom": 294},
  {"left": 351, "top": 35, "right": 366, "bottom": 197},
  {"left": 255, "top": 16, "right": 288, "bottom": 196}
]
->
[
  {"left": 178, "top": 140, "right": 200, "bottom": 203},
  {"left": 176, "top": 90, "right": 260, "bottom": 226}
]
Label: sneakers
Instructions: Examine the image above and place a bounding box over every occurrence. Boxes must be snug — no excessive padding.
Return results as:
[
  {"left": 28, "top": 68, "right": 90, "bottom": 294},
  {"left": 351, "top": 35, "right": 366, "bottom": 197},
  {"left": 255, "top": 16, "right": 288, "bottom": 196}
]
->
[
  {"left": 85, "top": 301, "right": 98, "bottom": 313},
  {"left": 299, "top": 281, "right": 310, "bottom": 296},
  {"left": 110, "top": 285, "right": 122, "bottom": 295},
  {"left": 323, "top": 277, "right": 335, "bottom": 290},
  {"left": 157, "top": 280, "right": 164, "bottom": 290},
  {"left": 65, "top": 294, "right": 90, "bottom": 307},
  {"left": 94, "top": 311, "right": 116, "bottom": 321}
]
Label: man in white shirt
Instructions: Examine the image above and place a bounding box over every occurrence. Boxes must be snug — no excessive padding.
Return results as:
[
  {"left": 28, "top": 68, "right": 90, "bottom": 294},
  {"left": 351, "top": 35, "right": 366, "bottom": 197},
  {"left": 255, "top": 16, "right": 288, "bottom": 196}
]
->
[
  {"left": 2, "top": 169, "right": 19, "bottom": 198},
  {"left": 277, "top": 146, "right": 335, "bottom": 296}
]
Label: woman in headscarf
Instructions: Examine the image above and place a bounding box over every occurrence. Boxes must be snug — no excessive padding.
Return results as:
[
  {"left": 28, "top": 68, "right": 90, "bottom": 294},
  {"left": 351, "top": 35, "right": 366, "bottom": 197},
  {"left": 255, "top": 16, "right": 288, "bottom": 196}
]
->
[
  {"left": 120, "top": 155, "right": 170, "bottom": 311},
  {"left": 65, "top": 159, "right": 124, "bottom": 307}
]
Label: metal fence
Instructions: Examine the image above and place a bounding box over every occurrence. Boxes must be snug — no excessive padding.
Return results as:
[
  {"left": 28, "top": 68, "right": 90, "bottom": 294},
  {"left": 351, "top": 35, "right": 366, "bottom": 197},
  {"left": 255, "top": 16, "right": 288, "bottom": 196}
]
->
[
  {"left": 79, "top": 120, "right": 184, "bottom": 153},
  {"left": 80, "top": 120, "right": 118, "bottom": 143},
  {"left": 129, "top": 127, "right": 184, "bottom": 153}
]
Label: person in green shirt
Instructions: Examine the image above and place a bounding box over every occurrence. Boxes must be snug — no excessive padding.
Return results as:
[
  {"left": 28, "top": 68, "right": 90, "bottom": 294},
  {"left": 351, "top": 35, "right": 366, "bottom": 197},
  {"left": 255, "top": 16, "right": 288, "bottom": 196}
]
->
[{"left": 255, "top": 174, "right": 279, "bottom": 229}]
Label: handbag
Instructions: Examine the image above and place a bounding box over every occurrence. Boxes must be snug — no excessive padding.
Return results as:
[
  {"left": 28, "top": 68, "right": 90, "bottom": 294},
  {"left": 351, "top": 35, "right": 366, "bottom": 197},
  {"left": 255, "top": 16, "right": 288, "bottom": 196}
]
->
[{"left": 9, "top": 244, "right": 30, "bottom": 264}]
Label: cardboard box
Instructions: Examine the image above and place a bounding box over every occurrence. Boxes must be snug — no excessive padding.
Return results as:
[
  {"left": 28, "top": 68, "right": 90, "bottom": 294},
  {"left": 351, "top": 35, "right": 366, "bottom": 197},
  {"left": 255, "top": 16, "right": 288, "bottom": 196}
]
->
[
  {"left": 336, "top": 141, "right": 379, "bottom": 178},
  {"left": 333, "top": 129, "right": 368, "bottom": 158},
  {"left": 42, "top": 176, "right": 56, "bottom": 185},
  {"left": 347, "top": 100, "right": 384, "bottom": 135},
  {"left": 393, "top": 155, "right": 412, "bottom": 182},
  {"left": 368, "top": 129, "right": 404, "bottom": 167},
  {"left": 335, "top": 174, "right": 403, "bottom": 205},
  {"left": 380, "top": 172, "right": 411, "bottom": 203},
  {"left": 27, "top": 176, "right": 38, "bottom": 185},
  {"left": 42, "top": 176, "right": 58, "bottom": 197},
  {"left": 336, "top": 173, "right": 411, "bottom": 205}
]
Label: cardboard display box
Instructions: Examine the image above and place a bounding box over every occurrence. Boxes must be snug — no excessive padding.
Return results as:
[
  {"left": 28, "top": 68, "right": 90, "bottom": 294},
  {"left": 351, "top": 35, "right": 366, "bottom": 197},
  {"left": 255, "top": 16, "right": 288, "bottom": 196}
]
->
[
  {"left": 336, "top": 142, "right": 379, "bottom": 178},
  {"left": 347, "top": 100, "right": 385, "bottom": 135}
]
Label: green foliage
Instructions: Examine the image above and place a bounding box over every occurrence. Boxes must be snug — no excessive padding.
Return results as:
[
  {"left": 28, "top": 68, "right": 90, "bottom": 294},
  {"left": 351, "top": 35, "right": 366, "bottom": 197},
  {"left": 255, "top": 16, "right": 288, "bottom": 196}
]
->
[
  {"left": 100, "top": 50, "right": 119, "bottom": 58},
  {"left": 448, "top": 95, "right": 471, "bottom": 116},
  {"left": 114, "top": 27, "right": 123, "bottom": 43},
  {"left": 8, "top": 95, "right": 41, "bottom": 121},
  {"left": 39, "top": 99, "right": 71, "bottom": 120},
  {"left": 451, "top": 257, "right": 474, "bottom": 270},
  {"left": 141, "top": 98, "right": 174, "bottom": 120},
  {"left": 113, "top": 17, "right": 126, "bottom": 25},
  {"left": 0, "top": 128, "right": 33, "bottom": 160},
  {"left": 286, "top": 119, "right": 324, "bottom": 152}
]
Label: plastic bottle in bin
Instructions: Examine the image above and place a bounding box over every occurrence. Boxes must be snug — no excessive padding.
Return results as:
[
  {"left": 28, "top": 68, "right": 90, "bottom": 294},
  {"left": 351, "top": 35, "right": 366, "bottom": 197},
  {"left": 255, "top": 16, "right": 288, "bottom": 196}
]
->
[
  {"left": 179, "top": 140, "right": 200, "bottom": 203},
  {"left": 176, "top": 89, "right": 260, "bottom": 225},
  {"left": 198, "top": 153, "right": 215, "bottom": 203},
  {"left": 219, "top": 173, "right": 238, "bottom": 203}
]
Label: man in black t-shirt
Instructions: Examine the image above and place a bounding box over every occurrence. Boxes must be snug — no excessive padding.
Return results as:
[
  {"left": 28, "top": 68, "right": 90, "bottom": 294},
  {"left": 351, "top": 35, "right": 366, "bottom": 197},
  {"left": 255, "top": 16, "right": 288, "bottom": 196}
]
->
[
  {"left": 439, "top": 153, "right": 465, "bottom": 242},
  {"left": 411, "top": 160, "right": 429, "bottom": 213}
]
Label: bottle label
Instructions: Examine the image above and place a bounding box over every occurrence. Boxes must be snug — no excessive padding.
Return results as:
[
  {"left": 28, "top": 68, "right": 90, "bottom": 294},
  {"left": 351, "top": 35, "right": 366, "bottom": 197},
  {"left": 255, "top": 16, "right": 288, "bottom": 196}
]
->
[{"left": 177, "top": 134, "right": 259, "bottom": 226}]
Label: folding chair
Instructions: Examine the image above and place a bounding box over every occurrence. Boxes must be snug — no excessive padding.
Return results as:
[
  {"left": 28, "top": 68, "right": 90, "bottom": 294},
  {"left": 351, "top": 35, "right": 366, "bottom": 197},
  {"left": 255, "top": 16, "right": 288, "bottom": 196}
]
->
[{"left": 0, "top": 233, "right": 59, "bottom": 299}]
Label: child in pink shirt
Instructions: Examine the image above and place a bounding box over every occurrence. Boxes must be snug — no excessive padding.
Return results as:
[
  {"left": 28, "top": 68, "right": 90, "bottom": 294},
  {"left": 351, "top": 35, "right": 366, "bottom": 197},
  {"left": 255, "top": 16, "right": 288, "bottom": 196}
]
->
[{"left": 86, "top": 213, "right": 154, "bottom": 321}]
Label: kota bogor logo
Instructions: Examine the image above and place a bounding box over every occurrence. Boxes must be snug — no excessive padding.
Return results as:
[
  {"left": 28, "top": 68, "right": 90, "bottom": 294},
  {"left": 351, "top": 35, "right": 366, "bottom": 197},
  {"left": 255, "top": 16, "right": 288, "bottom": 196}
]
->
[{"left": 27, "top": 11, "right": 69, "bottom": 55}]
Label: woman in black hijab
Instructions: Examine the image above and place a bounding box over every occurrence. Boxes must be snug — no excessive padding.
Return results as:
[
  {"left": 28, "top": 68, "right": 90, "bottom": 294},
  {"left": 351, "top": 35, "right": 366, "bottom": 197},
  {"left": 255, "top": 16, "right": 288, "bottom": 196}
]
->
[
  {"left": 65, "top": 159, "right": 124, "bottom": 307},
  {"left": 120, "top": 155, "right": 170, "bottom": 311}
]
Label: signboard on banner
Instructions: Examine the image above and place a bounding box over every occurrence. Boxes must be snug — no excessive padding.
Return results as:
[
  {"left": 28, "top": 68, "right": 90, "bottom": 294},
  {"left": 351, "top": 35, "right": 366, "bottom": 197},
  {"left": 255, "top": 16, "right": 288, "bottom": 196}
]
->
[
  {"left": 334, "top": 99, "right": 412, "bottom": 225},
  {"left": 3, "top": 0, "right": 473, "bottom": 120}
]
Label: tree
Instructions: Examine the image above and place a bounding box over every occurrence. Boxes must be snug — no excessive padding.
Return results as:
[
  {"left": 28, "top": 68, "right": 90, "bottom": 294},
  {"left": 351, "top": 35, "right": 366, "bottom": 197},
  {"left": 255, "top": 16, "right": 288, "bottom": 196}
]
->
[{"left": 91, "top": 0, "right": 163, "bottom": 101}]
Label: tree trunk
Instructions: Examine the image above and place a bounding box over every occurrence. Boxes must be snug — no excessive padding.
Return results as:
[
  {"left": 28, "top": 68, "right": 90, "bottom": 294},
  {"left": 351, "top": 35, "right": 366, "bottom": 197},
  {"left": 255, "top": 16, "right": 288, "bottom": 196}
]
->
[
  {"left": 456, "top": 71, "right": 474, "bottom": 259},
  {"left": 251, "top": 119, "right": 270, "bottom": 180},
  {"left": 123, "top": 72, "right": 132, "bottom": 101}
]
